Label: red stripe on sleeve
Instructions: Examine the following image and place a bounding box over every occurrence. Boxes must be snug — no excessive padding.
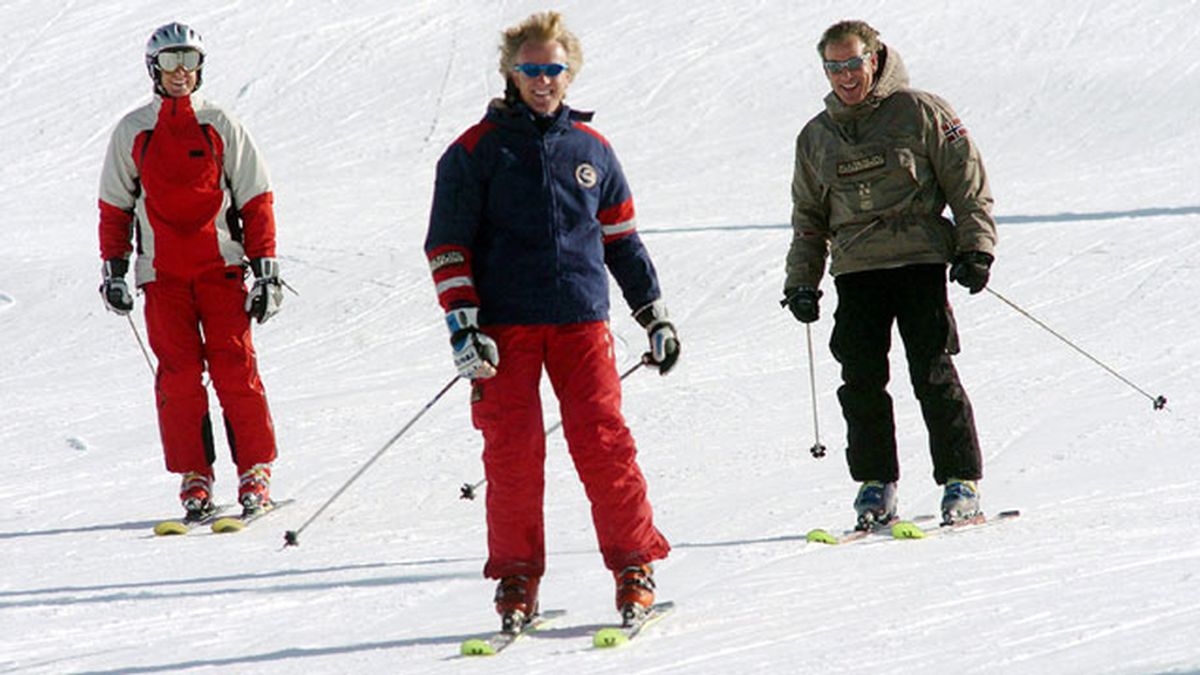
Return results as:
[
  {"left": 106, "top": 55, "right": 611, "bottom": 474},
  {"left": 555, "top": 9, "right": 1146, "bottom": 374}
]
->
[
  {"left": 98, "top": 200, "right": 134, "bottom": 260},
  {"left": 438, "top": 285, "right": 480, "bottom": 310},
  {"left": 572, "top": 121, "right": 610, "bottom": 146},
  {"left": 239, "top": 192, "right": 277, "bottom": 259},
  {"left": 426, "top": 244, "right": 479, "bottom": 309},
  {"left": 453, "top": 121, "right": 497, "bottom": 154},
  {"left": 597, "top": 198, "right": 635, "bottom": 226}
]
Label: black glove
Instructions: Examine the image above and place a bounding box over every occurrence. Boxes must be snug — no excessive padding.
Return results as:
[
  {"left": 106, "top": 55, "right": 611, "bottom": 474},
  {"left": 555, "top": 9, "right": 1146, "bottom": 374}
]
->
[
  {"left": 99, "top": 258, "right": 134, "bottom": 315},
  {"left": 633, "top": 300, "right": 680, "bottom": 375},
  {"left": 783, "top": 287, "right": 822, "bottom": 323},
  {"left": 949, "top": 251, "right": 994, "bottom": 294},
  {"left": 244, "top": 257, "right": 284, "bottom": 324}
]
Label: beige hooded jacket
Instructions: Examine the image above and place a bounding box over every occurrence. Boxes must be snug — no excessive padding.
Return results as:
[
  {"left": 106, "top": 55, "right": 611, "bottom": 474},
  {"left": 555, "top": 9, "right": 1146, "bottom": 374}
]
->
[{"left": 784, "top": 44, "right": 997, "bottom": 291}]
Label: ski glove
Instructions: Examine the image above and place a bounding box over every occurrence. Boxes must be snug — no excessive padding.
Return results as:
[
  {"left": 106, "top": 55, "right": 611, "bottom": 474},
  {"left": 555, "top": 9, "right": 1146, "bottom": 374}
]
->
[
  {"left": 634, "top": 299, "right": 680, "bottom": 375},
  {"left": 446, "top": 306, "right": 498, "bottom": 379},
  {"left": 245, "top": 257, "right": 284, "bottom": 324},
  {"left": 99, "top": 258, "right": 134, "bottom": 315},
  {"left": 783, "top": 287, "right": 822, "bottom": 323},
  {"left": 949, "top": 251, "right": 994, "bottom": 294}
]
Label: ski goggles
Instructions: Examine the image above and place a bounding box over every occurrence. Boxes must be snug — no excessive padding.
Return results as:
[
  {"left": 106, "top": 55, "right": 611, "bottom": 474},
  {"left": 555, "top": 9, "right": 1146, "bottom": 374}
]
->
[
  {"left": 511, "top": 62, "right": 569, "bottom": 78},
  {"left": 823, "top": 53, "right": 873, "bottom": 74},
  {"left": 155, "top": 49, "right": 203, "bottom": 72}
]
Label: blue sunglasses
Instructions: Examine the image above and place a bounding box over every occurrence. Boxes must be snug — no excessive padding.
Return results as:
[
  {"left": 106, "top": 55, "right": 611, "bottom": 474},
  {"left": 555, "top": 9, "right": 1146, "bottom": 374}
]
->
[{"left": 512, "top": 62, "right": 569, "bottom": 78}]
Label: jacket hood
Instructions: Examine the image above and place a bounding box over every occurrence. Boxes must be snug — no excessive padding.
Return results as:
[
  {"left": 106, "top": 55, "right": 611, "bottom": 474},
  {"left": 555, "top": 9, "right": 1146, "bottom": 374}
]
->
[{"left": 824, "top": 43, "right": 910, "bottom": 122}]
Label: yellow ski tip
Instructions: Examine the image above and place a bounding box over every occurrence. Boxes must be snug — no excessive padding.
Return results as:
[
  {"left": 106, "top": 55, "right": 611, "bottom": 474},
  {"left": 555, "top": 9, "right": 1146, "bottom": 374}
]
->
[
  {"left": 593, "top": 627, "right": 629, "bottom": 648},
  {"left": 211, "top": 517, "right": 246, "bottom": 533},
  {"left": 153, "top": 521, "right": 189, "bottom": 536},
  {"left": 805, "top": 528, "right": 838, "bottom": 545},
  {"left": 460, "top": 638, "right": 496, "bottom": 656},
  {"left": 891, "top": 521, "right": 926, "bottom": 539}
]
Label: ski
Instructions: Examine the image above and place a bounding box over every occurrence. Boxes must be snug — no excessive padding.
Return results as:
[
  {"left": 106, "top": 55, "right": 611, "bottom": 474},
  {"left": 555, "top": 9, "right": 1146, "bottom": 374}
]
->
[
  {"left": 807, "top": 511, "right": 1018, "bottom": 544},
  {"left": 804, "top": 515, "right": 936, "bottom": 546},
  {"left": 891, "top": 509, "right": 1021, "bottom": 539},
  {"left": 153, "top": 504, "right": 231, "bottom": 536},
  {"left": 593, "top": 601, "right": 675, "bottom": 648},
  {"left": 459, "top": 609, "right": 566, "bottom": 656},
  {"left": 210, "top": 498, "right": 295, "bottom": 533}
]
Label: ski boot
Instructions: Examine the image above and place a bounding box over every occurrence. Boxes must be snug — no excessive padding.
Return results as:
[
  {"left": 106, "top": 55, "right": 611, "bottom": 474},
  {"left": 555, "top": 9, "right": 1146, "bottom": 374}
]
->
[
  {"left": 853, "top": 480, "right": 898, "bottom": 531},
  {"left": 615, "top": 564, "right": 656, "bottom": 626},
  {"left": 941, "top": 478, "right": 982, "bottom": 525},
  {"left": 237, "top": 463, "right": 272, "bottom": 514},
  {"left": 494, "top": 575, "right": 540, "bottom": 633},
  {"left": 179, "top": 471, "right": 215, "bottom": 520}
]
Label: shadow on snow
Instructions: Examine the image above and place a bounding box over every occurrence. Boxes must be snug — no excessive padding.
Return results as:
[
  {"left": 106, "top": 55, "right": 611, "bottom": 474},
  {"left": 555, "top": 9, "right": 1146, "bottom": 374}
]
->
[
  {"left": 639, "top": 204, "right": 1200, "bottom": 234},
  {"left": 0, "top": 560, "right": 480, "bottom": 609}
]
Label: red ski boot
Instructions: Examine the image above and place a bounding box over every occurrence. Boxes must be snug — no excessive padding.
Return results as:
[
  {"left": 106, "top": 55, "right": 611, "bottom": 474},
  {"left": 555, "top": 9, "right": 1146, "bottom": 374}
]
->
[
  {"left": 179, "top": 471, "right": 214, "bottom": 518},
  {"left": 237, "top": 463, "right": 272, "bottom": 511},
  {"left": 494, "top": 575, "right": 540, "bottom": 633},
  {"left": 615, "top": 564, "right": 656, "bottom": 624}
]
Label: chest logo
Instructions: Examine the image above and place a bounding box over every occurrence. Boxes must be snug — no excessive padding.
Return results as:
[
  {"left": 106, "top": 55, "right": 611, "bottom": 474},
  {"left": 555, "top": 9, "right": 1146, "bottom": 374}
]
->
[
  {"left": 837, "top": 154, "right": 885, "bottom": 176},
  {"left": 575, "top": 163, "right": 598, "bottom": 188}
]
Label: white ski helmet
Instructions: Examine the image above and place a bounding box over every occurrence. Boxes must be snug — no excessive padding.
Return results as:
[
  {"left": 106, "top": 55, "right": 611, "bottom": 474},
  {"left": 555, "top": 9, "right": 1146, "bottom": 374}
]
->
[{"left": 144, "top": 22, "right": 206, "bottom": 93}]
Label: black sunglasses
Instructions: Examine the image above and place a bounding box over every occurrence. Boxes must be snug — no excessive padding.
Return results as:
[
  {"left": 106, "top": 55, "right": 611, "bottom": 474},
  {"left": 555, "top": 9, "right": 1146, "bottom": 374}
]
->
[{"left": 823, "top": 53, "right": 873, "bottom": 74}]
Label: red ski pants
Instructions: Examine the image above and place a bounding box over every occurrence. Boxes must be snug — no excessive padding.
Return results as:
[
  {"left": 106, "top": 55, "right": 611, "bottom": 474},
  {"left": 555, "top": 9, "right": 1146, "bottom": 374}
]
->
[
  {"left": 143, "top": 266, "right": 276, "bottom": 476},
  {"left": 473, "top": 322, "right": 670, "bottom": 579}
]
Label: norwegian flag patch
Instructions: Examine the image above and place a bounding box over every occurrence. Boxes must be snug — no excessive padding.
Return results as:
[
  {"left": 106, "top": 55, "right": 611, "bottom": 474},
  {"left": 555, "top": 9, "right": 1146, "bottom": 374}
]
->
[{"left": 941, "top": 117, "right": 968, "bottom": 143}]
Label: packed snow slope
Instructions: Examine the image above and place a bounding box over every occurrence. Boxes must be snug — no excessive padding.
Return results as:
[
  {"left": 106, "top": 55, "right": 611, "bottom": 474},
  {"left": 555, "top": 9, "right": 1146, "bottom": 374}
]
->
[{"left": 2, "top": 1, "right": 1199, "bottom": 673}]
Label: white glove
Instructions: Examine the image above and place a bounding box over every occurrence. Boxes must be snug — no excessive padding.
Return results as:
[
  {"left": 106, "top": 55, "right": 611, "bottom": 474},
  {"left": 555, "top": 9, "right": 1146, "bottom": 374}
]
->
[
  {"left": 245, "top": 257, "right": 284, "bottom": 324},
  {"left": 445, "top": 307, "right": 498, "bottom": 379},
  {"left": 633, "top": 299, "right": 680, "bottom": 375},
  {"left": 100, "top": 259, "right": 134, "bottom": 315}
]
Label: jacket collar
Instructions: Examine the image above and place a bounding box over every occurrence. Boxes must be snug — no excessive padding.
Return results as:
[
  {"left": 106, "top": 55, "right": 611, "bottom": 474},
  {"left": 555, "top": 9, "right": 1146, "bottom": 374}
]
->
[
  {"left": 153, "top": 91, "right": 205, "bottom": 110},
  {"left": 485, "top": 98, "right": 595, "bottom": 135}
]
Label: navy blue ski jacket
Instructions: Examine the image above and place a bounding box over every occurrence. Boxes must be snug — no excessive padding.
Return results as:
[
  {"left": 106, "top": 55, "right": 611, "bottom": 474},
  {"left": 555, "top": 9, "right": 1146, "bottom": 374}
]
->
[{"left": 425, "top": 100, "right": 661, "bottom": 325}]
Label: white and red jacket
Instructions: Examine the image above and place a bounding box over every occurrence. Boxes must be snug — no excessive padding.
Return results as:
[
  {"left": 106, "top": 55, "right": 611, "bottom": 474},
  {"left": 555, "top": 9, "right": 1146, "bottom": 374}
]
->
[{"left": 98, "top": 92, "right": 275, "bottom": 284}]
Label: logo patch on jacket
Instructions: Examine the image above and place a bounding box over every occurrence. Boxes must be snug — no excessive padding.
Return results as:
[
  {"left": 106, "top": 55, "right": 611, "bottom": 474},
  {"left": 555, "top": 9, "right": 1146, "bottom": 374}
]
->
[
  {"left": 836, "top": 154, "right": 885, "bottom": 176},
  {"left": 429, "top": 250, "right": 466, "bottom": 272},
  {"left": 575, "top": 163, "right": 598, "bottom": 188},
  {"left": 941, "top": 117, "right": 968, "bottom": 143}
]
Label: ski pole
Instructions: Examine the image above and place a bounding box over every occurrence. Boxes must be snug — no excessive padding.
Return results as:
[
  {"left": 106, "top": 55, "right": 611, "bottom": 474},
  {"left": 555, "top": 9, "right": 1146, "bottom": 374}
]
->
[
  {"left": 459, "top": 356, "right": 650, "bottom": 500},
  {"left": 283, "top": 375, "right": 462, "bottom": 548},
  {"left": 126, "top": 314, "right": 156, "bottom": 377},
  {"left": 804, "top": 323, "right": 828, "bottom": 458},
  {"left": 985, "top": 287, "right": 1167, "bottom": 410}
]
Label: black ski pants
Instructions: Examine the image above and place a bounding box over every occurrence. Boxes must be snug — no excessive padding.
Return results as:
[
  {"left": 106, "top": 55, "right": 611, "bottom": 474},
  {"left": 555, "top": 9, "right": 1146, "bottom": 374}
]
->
[{"left": 830, "top": 264, "right": 982, "bottom": 485}]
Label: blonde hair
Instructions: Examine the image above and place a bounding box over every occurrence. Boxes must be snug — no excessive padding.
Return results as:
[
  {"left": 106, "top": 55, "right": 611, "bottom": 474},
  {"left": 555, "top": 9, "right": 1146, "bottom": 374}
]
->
[
  {"left": 817, "top": 20, "right": 881, "bottom": 56},
  {"left": 498, "top": 11, "right": 583, "bottom": 79}
]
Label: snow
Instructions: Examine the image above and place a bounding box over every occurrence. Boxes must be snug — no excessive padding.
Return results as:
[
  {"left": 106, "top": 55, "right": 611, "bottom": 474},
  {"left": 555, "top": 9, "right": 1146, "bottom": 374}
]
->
[{"left": 2, "top": 1, "right": 1199, "bottom": 673}]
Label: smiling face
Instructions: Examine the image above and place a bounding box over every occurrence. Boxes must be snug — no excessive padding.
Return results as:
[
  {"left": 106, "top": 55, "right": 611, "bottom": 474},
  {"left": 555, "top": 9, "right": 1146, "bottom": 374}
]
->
[
  {"left": 512, "top": 40, "right": 572, "bottom": 115},
  {"left": 157, "top": 52, "right": 200, "bottom": 98},
  {"left": 823, "top": 36, "right": 877, "bottom": 106}
]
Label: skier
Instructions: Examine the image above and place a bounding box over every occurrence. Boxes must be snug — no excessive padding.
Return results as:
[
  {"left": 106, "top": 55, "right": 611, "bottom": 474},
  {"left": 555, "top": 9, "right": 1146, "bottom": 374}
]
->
[
  {"left": 97, "top": 22, "right": 283, "bottom": 519},
  {"left": 782, "top": 20, "right": 998, "bottom": 527},
  {"left": 425, "top": 11, "right": 677, "bottom": 630}
]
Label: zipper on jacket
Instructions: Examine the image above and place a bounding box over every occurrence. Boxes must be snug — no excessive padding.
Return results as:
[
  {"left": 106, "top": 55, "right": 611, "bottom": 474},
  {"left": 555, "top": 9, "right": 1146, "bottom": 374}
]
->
[{"left": 540, "top": 130, "right": 563, "bottom": 321}]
